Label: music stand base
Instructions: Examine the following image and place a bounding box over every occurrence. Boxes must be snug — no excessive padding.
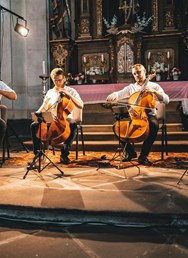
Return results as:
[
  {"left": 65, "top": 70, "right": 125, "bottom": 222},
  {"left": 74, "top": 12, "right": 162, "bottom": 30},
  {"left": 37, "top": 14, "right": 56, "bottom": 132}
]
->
[
  {"left": 23, "top": 150, "right": 64, "bottom": 179},
  {"left": 177, "top": 168, "right": 188, "bottom": 185}
]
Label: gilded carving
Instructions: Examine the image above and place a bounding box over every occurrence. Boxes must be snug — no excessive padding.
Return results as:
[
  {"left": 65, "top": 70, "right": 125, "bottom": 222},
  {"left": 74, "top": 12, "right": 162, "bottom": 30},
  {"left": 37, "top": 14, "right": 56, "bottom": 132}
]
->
[
  {"left": 165, "top": 10, "right": 174, "bottom": 27},
  {"left": 118, "top": 45, "right": 125, "bottom": 73},
  {"left": 126, "top": 44, "right": 134, "bottom": 72},
  {"left": 117, "top": 37, "right": 133, "bottom": 48},
  {"left": 51, "top": 43, "right": 68, "bottom": 67},
  {"left": 117, "top": 43, "right": 134, "bottom": 74},
  {"left": 152, "top": 0, "right": 158, "bottom": 32},
  {"left": 96, "top": 0, "right": 102, "bottom": 37},
  {"left": 80, "top": 16, "right": 90, "bottom": 35},
  {"left": 109, "top": 43, "right": 115, "bottom": 74}
]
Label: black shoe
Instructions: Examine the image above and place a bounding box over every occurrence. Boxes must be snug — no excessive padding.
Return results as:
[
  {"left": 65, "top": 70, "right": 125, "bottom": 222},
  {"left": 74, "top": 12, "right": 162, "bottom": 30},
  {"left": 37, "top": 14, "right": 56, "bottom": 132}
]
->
[
  {"left": 138, "top": 156, "right": 153, "bottom": 166},
  {"left": 60, "top": 145, "right": 71, "bottom": 164},
  {"left": 122, "top": 152, "right": 137, "bottom": 162},
  {"left": 60, "top": 154, "right": 71, "bottom": 164}
]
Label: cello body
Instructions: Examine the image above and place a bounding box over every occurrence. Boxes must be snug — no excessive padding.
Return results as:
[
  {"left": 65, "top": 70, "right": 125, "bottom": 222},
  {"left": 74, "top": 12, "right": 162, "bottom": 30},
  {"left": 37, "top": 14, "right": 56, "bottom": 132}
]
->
[
  {"left": 36, "top": 94, "right": 74, "bottom": 145},
  {"left": 113, "top": 73, "right": 157, "bottom": 143}
]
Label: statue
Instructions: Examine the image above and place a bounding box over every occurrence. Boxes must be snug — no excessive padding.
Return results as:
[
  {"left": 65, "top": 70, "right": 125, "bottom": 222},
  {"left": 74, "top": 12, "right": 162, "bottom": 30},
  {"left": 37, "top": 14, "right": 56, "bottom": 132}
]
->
[{"left": 50, "top": 0, "right": 71, "bottom": 39}]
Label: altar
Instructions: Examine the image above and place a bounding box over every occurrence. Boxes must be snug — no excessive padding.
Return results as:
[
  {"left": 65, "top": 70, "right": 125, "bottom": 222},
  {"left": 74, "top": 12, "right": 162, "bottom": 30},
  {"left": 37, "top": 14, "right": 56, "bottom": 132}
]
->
[{"left": 72, "top": 81, "right": 188, "bottom": 104}]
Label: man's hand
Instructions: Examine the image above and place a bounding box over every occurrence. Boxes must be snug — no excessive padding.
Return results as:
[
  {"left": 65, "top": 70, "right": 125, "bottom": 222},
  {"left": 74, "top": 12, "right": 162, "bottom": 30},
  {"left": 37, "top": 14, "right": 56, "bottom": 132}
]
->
[{"left": 106, "top": 92, "right": 118, "bottom": 102}]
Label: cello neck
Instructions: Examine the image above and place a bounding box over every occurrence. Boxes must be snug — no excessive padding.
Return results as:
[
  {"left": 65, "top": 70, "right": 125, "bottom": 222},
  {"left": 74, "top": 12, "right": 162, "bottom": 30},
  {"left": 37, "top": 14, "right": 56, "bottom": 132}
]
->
[{"left": 143, "top": 70, "right": 156, "bottom": 89}]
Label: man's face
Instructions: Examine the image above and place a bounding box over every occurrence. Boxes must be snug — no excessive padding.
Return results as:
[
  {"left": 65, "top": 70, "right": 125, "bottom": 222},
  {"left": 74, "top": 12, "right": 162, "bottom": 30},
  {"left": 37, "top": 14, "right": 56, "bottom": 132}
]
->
[
  {"left": 53, "top": 74, "right": 65, "bottom": 88},
  {"left": 132, "top": 66, "right": 146, "bottom": 84}
]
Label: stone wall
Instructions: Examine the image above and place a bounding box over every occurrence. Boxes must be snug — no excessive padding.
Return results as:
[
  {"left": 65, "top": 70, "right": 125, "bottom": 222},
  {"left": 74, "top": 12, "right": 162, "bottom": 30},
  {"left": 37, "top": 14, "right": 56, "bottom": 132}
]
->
[{"left": 0, "top": 0, "right": 48, "bottom": 119}]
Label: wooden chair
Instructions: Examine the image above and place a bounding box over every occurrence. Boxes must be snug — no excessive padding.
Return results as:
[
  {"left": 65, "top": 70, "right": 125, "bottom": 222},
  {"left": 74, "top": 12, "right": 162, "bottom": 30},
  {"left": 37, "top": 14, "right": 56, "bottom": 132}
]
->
[
  {"left": 72, "top": 107, "right": 85, "bottom": 160},
  {"left": 156, "top": 101, "right": 168, "bottom": 160}
]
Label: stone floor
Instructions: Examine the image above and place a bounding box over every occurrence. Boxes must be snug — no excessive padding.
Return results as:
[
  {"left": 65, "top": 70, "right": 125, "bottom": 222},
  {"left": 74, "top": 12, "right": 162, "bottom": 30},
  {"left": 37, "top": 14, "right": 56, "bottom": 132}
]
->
[{"left": 0, "top": 150, "right": 188, "bottom": 227}]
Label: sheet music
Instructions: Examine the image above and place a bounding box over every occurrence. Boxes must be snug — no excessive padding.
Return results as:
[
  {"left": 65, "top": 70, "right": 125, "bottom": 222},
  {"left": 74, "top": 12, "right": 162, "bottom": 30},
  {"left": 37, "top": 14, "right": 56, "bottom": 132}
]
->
[
  {"left": 0, "top": 81, "right": 13, "bottom": 92},
  {"left": 31, "top": 112, "right": 54, "bottom": 124}
]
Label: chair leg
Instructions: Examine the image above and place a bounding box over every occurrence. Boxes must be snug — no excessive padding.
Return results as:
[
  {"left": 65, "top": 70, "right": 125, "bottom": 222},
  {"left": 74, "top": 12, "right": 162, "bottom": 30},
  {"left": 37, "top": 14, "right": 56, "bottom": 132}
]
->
[
  {"left": 164, "top": 124, "right": 168, "bottom": 155},
  {"left": 75, "top": 128, "right": 79, "bottom": 160},
  {"left": 75, "top": 126, "right": 85, "bottom": 160},
  {"left": 80, "top": 126, "right": 85, "bottom": 155},
  {"left": 2, "top": 128, "right": 10, "bottom": 163},
  {"left": 161, "top": 125, "right": 164, "bottom": 160}
]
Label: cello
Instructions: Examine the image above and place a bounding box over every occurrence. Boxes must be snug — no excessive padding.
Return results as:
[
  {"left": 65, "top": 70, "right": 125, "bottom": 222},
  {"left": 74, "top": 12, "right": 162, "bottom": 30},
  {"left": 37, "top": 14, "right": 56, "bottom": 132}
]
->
[
  {"left": 113, "top": 71, "right": 156, "bottom": 143},
  {"left": 36, "top": 93, "right": 74, "bottom": 145}
]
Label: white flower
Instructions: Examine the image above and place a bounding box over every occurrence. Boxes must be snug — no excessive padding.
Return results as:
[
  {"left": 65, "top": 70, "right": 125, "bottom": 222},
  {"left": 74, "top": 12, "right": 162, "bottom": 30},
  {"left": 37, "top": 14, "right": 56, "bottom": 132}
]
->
[
  {"left": 151, "top": 62, "right": 167, "bottom": 73},
  {"left": 86, "top": 67, "right": 103, "bottom": 76}
]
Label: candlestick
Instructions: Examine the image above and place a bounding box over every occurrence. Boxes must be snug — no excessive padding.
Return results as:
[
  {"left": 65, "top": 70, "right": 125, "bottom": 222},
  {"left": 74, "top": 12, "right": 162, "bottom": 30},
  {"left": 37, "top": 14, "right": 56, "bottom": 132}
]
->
[
  {"left": 42, "top": 61, "right": 46, "bottom": 74},
  {"left": 83, "top": 56, "right": 86, "bottom": 63},
  {"left": 167, "top": 51, "right": 170, "bottom": 59},
  {"left": 39, "top": 75, "right": 50, "bottom": 98},
  {"left": 167, "top": 64, "right": 170, "bottom": 80},
  {"left": 148, "top": 64, "right": 150, "bottom": 73}
]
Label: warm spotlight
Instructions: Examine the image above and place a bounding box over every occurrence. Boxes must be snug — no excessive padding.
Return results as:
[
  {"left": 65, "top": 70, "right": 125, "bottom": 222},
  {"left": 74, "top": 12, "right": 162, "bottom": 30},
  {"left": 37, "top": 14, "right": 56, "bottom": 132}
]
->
[{"left": 14, "top": 19, "right": 29, "bottom": 37}]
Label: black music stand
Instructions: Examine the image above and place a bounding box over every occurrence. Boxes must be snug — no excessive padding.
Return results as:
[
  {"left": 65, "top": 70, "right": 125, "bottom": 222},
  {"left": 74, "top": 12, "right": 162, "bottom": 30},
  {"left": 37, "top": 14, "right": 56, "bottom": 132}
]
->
[
  {"left": 176, "top": 159, "right": 188, "bottom": 184},
  {"left": 109, "top": 105, "right": 140, "bottom": 173},
  {"left": 23, "top": 112, "right": 64, "bottom": 179},
  {"left": 97, "top": 105, "right": 140, "bottom": 174},
  {"left": 110, "top": 106, "right": 129, "bottom": 161}
]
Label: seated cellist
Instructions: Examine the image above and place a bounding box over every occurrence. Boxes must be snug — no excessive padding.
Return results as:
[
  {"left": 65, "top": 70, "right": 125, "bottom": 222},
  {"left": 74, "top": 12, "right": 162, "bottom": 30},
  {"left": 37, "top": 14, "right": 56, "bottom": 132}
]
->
[
  {"left": 106, "top": 64, "right": 169, "bottom": 166},
  {"left": 31, "top": 68, "right": 84, "bottom": 164}
]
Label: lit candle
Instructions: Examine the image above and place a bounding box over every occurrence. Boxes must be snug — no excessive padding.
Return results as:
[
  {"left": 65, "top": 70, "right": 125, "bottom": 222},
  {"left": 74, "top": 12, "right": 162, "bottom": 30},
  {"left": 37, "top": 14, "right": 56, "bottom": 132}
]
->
[
  {"left": 147, "top": 51, "right": 151, "bottom": 60},
  {"left": 42, "top": 61, "right": 46, "bottom": 74},
  {"left": 101, "top": 54, "right": 104, "bottom": 62},
  {"left": 167, "top": 51, "right": 170, "bottom": 59},
  {"left": 83, "top": 56, "right": 86, "bottom": 63}
]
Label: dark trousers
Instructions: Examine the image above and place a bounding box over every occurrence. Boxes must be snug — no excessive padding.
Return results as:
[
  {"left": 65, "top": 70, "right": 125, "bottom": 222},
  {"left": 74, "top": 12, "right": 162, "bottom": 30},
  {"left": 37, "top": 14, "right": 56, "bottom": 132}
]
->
[
  {"left": 0, "top": 119, "right": 6, "bottom": 146},
  {"left": 114, "top": 115, "right": 159, "bottom": 158},
  {"left": 30, "top": 118, "right": 77, "bottom": 156}
]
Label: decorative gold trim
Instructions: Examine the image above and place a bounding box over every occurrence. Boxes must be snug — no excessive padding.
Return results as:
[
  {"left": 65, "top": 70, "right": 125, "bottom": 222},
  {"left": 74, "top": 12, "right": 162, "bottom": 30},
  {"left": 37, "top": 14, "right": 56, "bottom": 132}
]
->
[
  {"left": 117, "top": 37, "right": 133, "bottom": 48},
  {"left": 164, "top": 9, "right": 174, "bottom": 28},
  {"left": 78, "top": 15, "right": 92, "bottom": 38},
  {"left": 96, "top": 0, "right": 102, "bottom": 37},
  {"left": 136, "top": 41, "right": 142, "bottom": 63},
  {"left": 51, "top": 43, "right": 68, "bottom": 67},
  {"left": 109, "top": 43, "right": 115, "bottom": 75},
  {"left": 152, "top": 0, "right": 158, "bottom": 32}
]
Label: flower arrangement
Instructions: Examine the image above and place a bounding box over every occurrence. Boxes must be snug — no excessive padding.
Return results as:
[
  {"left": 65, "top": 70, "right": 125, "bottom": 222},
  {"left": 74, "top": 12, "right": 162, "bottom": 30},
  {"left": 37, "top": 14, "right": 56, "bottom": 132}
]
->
[
  {"left": 86, "top": 67, "right": 103, "bottom": 76},
  {"left": 151, "top": 61, "right": 168, "bottom": 74},
  {"left": 170, "top": 67, "right": 181, "bottom": 76},
  {"left": 132, "top": 12, "right": 153, "bottom": 33},
  {"left": 74, "top": 73, "right": 84, "bottom": 82},
  {"left": 66, "top": 73, "right": 74, "bottom": 85},
  {"left": 103, "top": 14, "right": 117, "bottom": 29},
  {"left": 103, "top": 15, "right": 118, "bottom": 34}
]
